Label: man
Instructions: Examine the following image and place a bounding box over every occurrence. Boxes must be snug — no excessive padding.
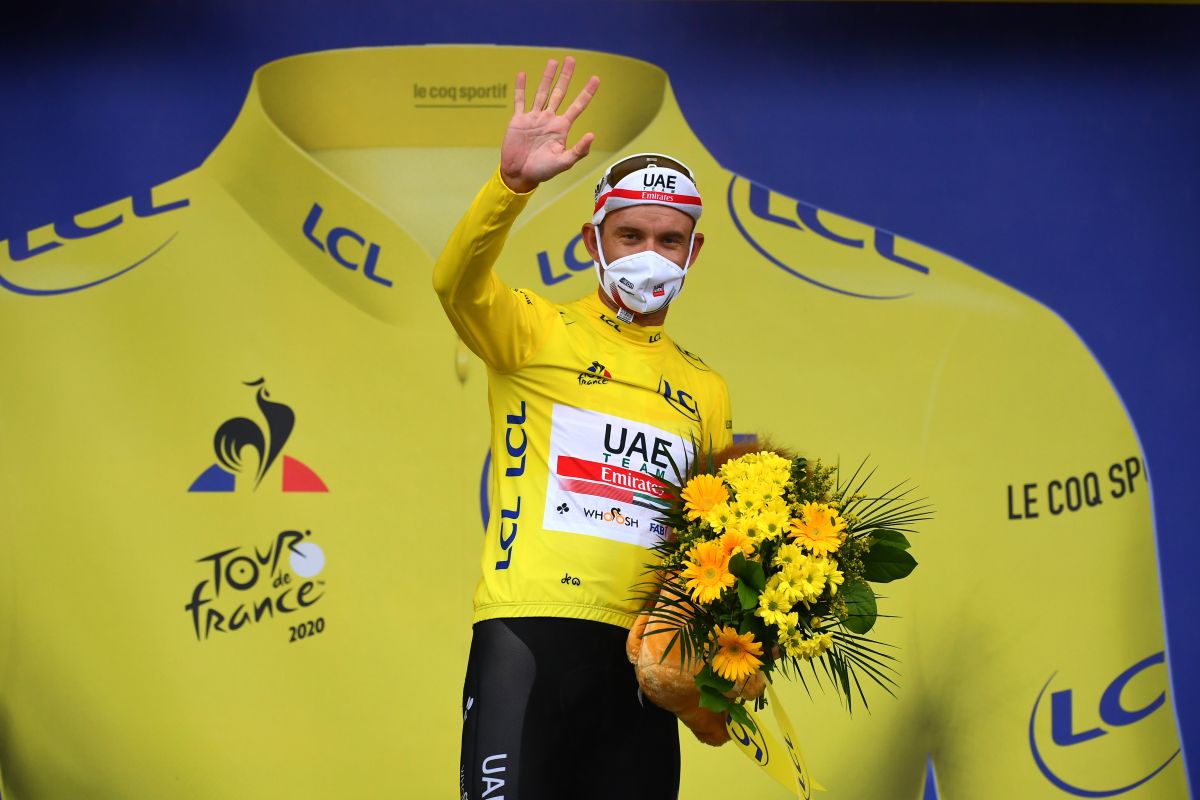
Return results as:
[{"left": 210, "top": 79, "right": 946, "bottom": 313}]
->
[{"left": 434, "top": 57, "right": 732, "bottom": 799}]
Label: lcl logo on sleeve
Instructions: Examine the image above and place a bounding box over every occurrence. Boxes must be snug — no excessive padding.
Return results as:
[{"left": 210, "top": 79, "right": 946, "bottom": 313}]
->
[{"left": 1028, "top": 652, "right": 1181, "bottom": 797}]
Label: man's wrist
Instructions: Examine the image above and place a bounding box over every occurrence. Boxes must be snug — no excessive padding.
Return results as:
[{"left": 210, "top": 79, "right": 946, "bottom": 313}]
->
[{"left": 499, "top": 169, "right": 538, "bottom": 195}]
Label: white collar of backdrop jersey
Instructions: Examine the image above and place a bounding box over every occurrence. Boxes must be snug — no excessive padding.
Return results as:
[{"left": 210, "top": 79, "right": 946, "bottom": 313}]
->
[{"left": 200, "top": 46, "right": 709, "bottom": 324}]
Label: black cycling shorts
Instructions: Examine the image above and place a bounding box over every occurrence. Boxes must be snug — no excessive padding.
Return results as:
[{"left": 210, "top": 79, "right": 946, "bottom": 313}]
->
[{"left": 459, "top": 616, "right": 680, "bottom": 800}]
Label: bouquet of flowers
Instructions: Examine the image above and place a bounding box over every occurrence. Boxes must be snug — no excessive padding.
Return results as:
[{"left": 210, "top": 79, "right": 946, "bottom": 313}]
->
[{"left": 628, "top": 443, "right": 931, "bottom": 742}]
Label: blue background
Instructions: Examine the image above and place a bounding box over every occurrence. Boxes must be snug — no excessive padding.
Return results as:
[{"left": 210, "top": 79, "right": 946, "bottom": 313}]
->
[{"left": 1, "top": 2, "right": 1196, "bottom": 795}]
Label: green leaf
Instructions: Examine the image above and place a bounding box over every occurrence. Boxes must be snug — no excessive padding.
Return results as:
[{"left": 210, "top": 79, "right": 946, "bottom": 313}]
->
[
  {"left": 728, "top": 552, "right": 767, "bottom": 592},
  {"left": 739, "top": 615, "right": 768, "bottom": 641},
  {"left": 869, "top": 529, "right": 911, "bottom": 550},
  {"left": 743, "top": 560, "right": 766, "bottom": 592},
  {"left": 695, "top": 666, "right": 735, "bottom": 694},
  {"left": 737, "top": 579, "right": 760, "bottom": 611},
  {"left": 841, "top": 580, "right": 877, "bottom": 634},
  {"left": 699, "top": 685, "right": 733, "bottom": 714},
  {"left": 864, "top": 545, "right": 917, "bottom": 583},
  {"left": 727, "top": 702, "right": 756, "bottom": 732}
]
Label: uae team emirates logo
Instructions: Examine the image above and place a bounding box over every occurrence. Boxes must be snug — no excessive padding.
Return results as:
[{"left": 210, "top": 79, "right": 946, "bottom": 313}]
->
[{"left": 542, "top": 404, "right": 690, "bottom": 548}]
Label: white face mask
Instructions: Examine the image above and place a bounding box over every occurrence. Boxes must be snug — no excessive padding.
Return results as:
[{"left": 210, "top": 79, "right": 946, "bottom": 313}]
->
[{"left": 594, "top": 233, "right": 695, "bottom": 323}]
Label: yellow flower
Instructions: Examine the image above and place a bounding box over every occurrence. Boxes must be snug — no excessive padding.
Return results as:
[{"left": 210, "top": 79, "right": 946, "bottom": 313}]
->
[
  {"left": 712, "top": 626, "right": 764, "bottom": 682},
  {"left": 793, "top": 561, "right": 827, "bottom": 603},
  {"left": 782, "top": 630, "right": 807, "bottom": 659},
  {"left": 768, "top": 570, "right": 803, "bottom": 605},
  {"left": 775, "top": 611, "right": 801, "bottom": 640},
  {"left": 815, "top": 557, "right": 845, "bottom": 595},
  {"left": 682, "top": 474, "right": 730, "bottom": 521},
  {"left": 756, "top": 586, "right": 793, "bottom": 627},
  {"left": 789, "top": 632, "right": 834, "bottom": 661},
  {"left": 733, "top": 489, "right": 760, "bottom": 516},
  {"left": 705, "top": 502, "right": 735, "bottom": 533},
  {"left": 789, "top": 502, "right": 847, "bottom": 555},
  {"left": 764, "top": 497, "right": 791, "bottom": 518},
  {"left": 720, "top": 528, "right": 755, "bottom": 559},
  {"left": 740, "top": 514, "right": 764, "bottom": 540},
  {"left": 758, "top": 508, "right": 789, "bottom": 540},
  {"left": 773, "top": 543, "right": 805, "bottom": 569},
  {"left": 810, "top": 632, "right": 834, "bottom": 657},
  {"left": 680, "top": 540, "right": 735, "bottom": 604}
]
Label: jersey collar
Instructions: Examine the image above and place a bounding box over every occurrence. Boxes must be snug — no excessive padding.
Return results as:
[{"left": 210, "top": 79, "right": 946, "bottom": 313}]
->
[
  {"left": 575, "top": 292, "right": 667, "bottom": 348},
  {"left": 201, "top": 45, "right": 697, "bottom": 324}
]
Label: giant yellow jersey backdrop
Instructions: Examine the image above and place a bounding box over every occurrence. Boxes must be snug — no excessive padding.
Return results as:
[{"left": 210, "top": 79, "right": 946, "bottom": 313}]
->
[{"left": 0, "top": 46, "right": 1187, "bottom": 798}]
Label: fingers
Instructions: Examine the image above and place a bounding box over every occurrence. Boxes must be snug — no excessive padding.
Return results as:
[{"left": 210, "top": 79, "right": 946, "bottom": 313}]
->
[
  {"left": 513, "top": 71, "right": 526, "bottom": 115},
  {"left": 547, "top": 56, "right": 575, "bottom": 112},
  {"left": 531, "top": 58, "right": 558, "bottom": 112},
  {"left": 562, "top": 75, "right": 600, "bottom": 123},
  {"left": 569, "top": 132, "right": 595, "bottom": 163}
]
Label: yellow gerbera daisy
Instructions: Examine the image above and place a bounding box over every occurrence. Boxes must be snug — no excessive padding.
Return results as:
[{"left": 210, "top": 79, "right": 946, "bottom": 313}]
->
[
  {"left": 720, "top": 528, "right": 755, "bottom": 559},
  {"left": 679, "top": 540, "right": 735, "bottom": 604},
  {"left": 789, "top": 502, "right": 847, "bottom": 555},
  {"left": 712, "top": 626, "right": 764, "bottom": 682},
  {"left": 682, "top": 474, "right": 730, "bottom": 521}
]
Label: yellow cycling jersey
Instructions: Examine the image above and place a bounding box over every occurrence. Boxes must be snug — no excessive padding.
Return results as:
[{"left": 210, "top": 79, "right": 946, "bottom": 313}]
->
[
  {"left": 0, "top": 45, "right": 1187, "bottom": 799},
  {"left": 434, "top": 170, "right": 733, "bottom": 629}
]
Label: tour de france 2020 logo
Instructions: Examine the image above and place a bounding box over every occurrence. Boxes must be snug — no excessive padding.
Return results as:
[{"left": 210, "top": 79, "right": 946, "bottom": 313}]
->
[
  {"left": 1028, "top": 651, "right": 1181, "bottom": 797},
  {"left": 188, "top": 377, "right": 328, "bottom": 493},
  {"left": 185, "top": 528, "right": 328, "bottom": 644}
]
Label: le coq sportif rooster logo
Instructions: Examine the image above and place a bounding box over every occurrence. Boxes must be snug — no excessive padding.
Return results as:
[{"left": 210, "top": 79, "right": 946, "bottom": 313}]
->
[{"left": 188, "top": 378, "right": 328, "bottom": 493}]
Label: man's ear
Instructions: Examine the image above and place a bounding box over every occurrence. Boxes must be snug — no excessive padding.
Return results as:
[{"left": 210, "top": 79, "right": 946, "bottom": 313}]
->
[
  {"left": 687, "top": 232, "right": 705, "bottom": 269},
  {"left": 581, "top": 223, "right": 600, "bottom": 262}
]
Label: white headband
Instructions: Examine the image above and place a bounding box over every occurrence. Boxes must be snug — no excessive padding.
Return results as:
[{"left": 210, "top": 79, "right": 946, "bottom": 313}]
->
[{"left": 592, "top": 155, "right": 702, "bottom": 226}]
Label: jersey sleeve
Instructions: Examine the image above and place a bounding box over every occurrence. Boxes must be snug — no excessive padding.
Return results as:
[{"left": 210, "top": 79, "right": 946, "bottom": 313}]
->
[
  {"left": 432, "top": 168, "right": 559, "bottom": 372},
  {"left": 916, "top": 308, "right": 1187, "bottom": 797}
]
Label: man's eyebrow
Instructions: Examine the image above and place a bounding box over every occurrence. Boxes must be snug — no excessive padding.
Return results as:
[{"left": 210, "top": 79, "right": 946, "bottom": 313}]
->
[{"left": 611, "top": 224, "right": 688, "bottom": 238}]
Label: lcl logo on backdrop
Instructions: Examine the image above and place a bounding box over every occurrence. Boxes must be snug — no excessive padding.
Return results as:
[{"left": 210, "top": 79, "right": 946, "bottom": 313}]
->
[
  {"left": 303, "top": 202, "right": 394, "bottom": 288},
  {"left": 726, "top": 176, "right": 933, "bottom": 301},
  {"left": 1028, "top": 651, "right": 1181, "bottom": 797},
  {"left": 0, "top": 189, "right": 188, "bottom": 296}
]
